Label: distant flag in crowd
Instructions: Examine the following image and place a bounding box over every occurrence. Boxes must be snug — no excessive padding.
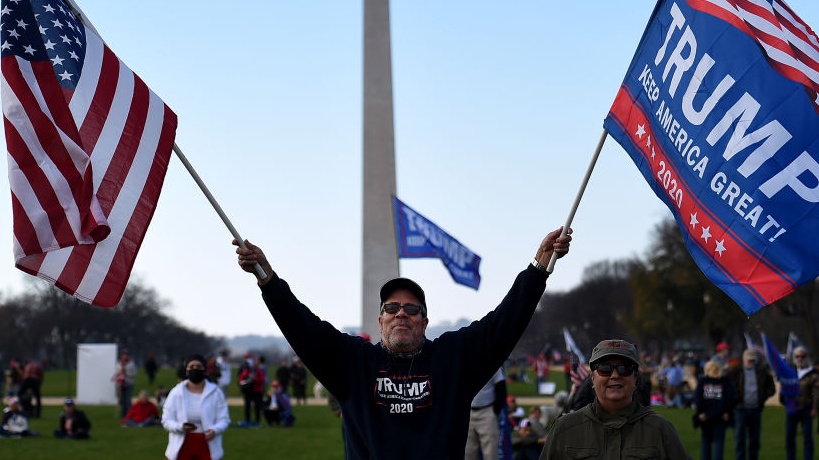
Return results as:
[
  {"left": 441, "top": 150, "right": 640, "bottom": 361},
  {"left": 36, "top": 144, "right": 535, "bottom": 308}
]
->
[
  {"left": 762, "top": 333, "right": 799, "bottom": 414},
  {"left": 744, "top": 332, "right": 764, "bottom": 356},
  {"left": 786, "top": 331, "right": 805, "bottom": 360},
  {"left": 497, "top": 405, "right": 513, "bottom": 460},
  {"left": 603, "top": 0, "right": 819, "bottom": 315},
  {"left": 563, "top": 327, "right": 590, "bottom": 385},
  {"left": 743, "top": 332, "right": 755, "bottom": 351},
  {"left": 392, "top": 196, "right": 481, "bottom": 289},
  {"left": 2, "top": 0, "right": 177, "bottom": 306}
]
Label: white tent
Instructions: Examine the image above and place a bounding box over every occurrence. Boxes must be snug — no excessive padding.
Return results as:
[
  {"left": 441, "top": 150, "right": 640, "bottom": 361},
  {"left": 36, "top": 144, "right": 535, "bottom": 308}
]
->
[{"left": 76, "top": 343, "right": 117, "bottom": 405}]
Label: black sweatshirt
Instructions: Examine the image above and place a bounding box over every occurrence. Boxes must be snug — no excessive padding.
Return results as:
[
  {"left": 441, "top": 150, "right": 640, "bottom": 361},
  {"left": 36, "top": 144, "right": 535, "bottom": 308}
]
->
[{"left": 259, "top": 265, "right": 547, "bottom": 459}]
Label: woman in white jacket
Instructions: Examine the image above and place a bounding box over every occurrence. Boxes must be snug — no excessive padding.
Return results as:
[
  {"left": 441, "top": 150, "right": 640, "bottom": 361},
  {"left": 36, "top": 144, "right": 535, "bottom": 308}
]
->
[{"left": 162, "top": 354, "right": 230, "bottom": 460}]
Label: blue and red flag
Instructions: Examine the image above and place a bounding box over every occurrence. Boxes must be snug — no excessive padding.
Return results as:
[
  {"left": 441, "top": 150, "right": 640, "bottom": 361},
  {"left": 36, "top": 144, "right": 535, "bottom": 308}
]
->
[
  {"left": 392, "top": 196, "right": 481, "bottom": 289},
  {"left": 603, "top": 0, "right": 819, "bottom": 315},
  {"left": 762, "top": 333, "right": 799, "bottom": 414}
]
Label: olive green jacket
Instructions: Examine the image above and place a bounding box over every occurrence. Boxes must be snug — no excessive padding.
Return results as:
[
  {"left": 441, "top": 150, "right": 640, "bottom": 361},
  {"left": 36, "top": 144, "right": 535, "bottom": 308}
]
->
[{"left": 539, "top": 399, "right": 691, "bottom": 460}]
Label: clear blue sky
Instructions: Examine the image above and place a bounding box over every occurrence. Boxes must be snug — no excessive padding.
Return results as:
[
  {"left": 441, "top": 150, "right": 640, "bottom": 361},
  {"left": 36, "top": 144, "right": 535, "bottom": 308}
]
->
[{"left": 2, "top": 1, "right": 818, "bottom": 337}]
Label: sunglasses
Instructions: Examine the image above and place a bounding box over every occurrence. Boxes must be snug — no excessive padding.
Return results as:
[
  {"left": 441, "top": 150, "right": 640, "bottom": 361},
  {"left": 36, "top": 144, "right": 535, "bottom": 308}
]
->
[
  {"left": 795, "top": 354, "right": 807, "bottom": 359},
  {"left": 380, "top": 302, "right": 425, "bottom": 316},
  {"left": 592, "top": 363, "right": 636, "bottom": 377}
]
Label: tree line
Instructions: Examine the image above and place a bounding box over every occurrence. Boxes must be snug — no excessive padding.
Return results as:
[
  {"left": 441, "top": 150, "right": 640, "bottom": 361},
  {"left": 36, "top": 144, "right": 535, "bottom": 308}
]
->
[{"left": 0, "top": 280, "right": 222, "bottom": 369}]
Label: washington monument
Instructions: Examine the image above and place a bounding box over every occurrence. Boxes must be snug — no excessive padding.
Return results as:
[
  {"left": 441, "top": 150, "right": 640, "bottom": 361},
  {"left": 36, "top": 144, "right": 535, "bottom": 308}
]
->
[{"left": 361, "top": 0, "right": 399, "bottom": 341}]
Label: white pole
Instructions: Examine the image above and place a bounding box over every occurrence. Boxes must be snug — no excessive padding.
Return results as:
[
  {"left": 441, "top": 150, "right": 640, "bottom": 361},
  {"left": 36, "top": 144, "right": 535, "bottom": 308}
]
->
[
  {"left": 547, "top": 129, "right": 609, "bottom": 273},
  {"left": 172, "top": 144, "right": 267, "bottom": 279}
]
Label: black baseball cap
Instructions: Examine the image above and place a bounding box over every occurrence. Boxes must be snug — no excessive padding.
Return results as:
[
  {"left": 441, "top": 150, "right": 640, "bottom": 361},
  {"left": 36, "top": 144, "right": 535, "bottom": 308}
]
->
[{"left": 380, "top": 278, "right": 426, "bottom": 307}]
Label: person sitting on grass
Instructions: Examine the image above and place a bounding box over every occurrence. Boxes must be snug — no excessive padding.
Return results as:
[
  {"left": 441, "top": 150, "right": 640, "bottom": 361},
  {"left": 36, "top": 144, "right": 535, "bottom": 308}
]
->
[
  {"left": 53, "top": 398, "right": 91, "bottom": 439},
  {"left": 1, "top": 396, "right": 38, "bottom": 437},
  {"left": 120, "top": 390, "right": 160, "bottom": 427}
]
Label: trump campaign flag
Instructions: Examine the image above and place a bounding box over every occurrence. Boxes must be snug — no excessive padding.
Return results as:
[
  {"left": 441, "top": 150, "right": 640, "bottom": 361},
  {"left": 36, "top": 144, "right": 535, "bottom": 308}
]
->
[
  {"left": 392, "top": 196, "right": 481, "bottom": 289},
  {"left": 2, "top": 0, "right": 177, "bottom": 306},
  {"left": 603, "top": 0, "right": 819, "bottom": 315},
  {"left": 762, "top": 333, "right": 799, "bottom": 413}
]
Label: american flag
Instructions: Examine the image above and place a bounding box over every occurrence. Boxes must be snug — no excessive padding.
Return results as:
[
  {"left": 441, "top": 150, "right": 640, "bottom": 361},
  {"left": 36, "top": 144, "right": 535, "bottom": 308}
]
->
[
  {"left": 1, "top": 0, "right": 177, "bottom": 306},
  {"left": 689, "top": 0, "right": 819, "bottom": 109},
  {"left": 562, "top": 328, "right": 590, "bottom": 386}
]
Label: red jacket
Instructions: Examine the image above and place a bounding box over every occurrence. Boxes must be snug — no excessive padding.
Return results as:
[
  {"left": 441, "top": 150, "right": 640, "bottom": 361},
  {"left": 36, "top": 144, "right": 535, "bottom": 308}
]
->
[
  {"left": 238, "top": 367, "right": 266, "bottom": 393},
  {"left": 121, "top": 400, "right": 159, "bottom": 424}
]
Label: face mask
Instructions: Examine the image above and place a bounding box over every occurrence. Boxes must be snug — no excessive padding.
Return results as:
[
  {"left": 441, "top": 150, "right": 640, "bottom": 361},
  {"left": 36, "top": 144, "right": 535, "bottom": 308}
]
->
[{"left": 187, "top": 368, "right": 206, "bottom": 384}]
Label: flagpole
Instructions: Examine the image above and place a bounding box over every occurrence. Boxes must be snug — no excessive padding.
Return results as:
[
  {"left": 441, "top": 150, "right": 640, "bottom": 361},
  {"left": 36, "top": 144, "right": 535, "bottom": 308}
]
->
[
  {"left": 547, "top": 129, "right": 608, "bottom": 273},
  {"left": 172, "top": 143, "right": 267, "bottom": 279}
]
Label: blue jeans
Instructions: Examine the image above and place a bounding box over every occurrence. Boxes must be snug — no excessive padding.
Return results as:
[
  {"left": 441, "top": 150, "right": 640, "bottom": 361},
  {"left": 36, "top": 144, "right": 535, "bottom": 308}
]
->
[
  {"left": 734, "top": 408, "right": 762, "bottom": 460},
  {"left": 119, "top": 385, "right": 133, "bottom": 418},
  {"left": 786, "top": 407, "right": 814, "bottom": 460},
  {"left": 700, "top": 422, "right": 726, "bottom": 460}
]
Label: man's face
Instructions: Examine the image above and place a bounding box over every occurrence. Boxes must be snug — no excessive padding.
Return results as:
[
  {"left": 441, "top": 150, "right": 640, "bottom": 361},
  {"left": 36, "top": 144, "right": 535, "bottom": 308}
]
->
[
  {"left": 592, "top": 358, "right": 637, "bottom": 412},
  {"left": 794, "top": 350, "right": 809, "bottom": 368},
  {"left": 378, "top": 288, "right": 428, "bottom": 353},
  {"left": 743, "top": 355, "right": 757, "bottom": 369}
]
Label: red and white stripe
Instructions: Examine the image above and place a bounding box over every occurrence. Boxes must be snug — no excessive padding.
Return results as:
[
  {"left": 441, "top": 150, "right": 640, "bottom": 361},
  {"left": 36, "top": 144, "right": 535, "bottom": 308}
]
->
[
  {"left": 3, "top": 22, "right": 176, "bottom": 306},
  {"left": 690, "top": 0, "right": 819, "bottom": 106}
]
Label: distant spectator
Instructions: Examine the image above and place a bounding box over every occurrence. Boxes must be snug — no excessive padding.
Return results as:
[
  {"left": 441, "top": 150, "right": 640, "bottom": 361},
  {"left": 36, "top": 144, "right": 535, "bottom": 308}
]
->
[
  {"left": 113, "top": 349, "right": 137, "bottom": 418},
  {"left": 638, "top": 351, "right": 656, "bottom": 407},
  {"left": 206, "top": 355, "right": 221, "bottom": 384},
  {"left": 144, "top": 353, "right": 158, "bottom": 386},
  {"left": 506, "top": 395, "right": 525, "bottom": 428},
  {"left": 6, "top": 358, "right": 23, "bottom": 396},
  {"left": 290, "top": 358, "right": 308, "bottom": 405},
  {"left": 18, "top": 359, "right": 44, "bottom": 418},
  {"left": 275, "top": 359, "right": 291, "bottom": 394},
  {"left": 155, "top": 385, "right": 168, "bottom": 408},
  {"left": 533, "top": 353, "right": 549, "bottom": 392},
  {"left": 216, "top": 350, "right": 231, "bottom": 396},
  {"left": 711, "top": 342, "right": 731, "bottom": 371},
  {"left": 660, "top": 357, "right": 685, "bottom": 408},
  {"left": 237, "top": 356, "right": 265, "bottom": 427},
  {"left": 511, "top": 419, "right": 543, "bottom": 460},
  {"left": 729, "top": 348, "right": 775, "bottom": 460},
  {"left": 543, "top": 391, "right": 568, "bottom": 429},
  {"left": 120, "top": 390, "right": 160, "bottom": 427},
  {"left": 694, "top": 361, "right": 735, "bottom": 460},
  {"left": 526, "top": 406, "right": 548, "bottom": 439},
  {"left": 786, "top": 346, "right": 819, "bottom": 460},
  {"left": 53, "top": 398, "right": 91, "bottom": 439},
  {"left": 1, "top": 396, "right": 38, "bottom": 437},
  {"left": 465, "top": 368, "right": 506, "bottom": 460},
  {"left": 263, "top": 380, "right": 295, "bottom": 427}
]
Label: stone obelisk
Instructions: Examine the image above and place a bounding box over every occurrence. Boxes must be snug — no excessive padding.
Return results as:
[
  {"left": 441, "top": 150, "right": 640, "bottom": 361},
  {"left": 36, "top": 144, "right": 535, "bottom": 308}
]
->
[{"left": 361, "top": 0, "right": 399, "bottom": 341}]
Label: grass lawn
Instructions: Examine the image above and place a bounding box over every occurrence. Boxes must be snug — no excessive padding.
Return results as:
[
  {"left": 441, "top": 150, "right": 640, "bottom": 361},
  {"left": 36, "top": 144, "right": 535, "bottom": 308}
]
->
[
  {"left": 5, "top": 368, "right": 802, "bottom": 459},
  {"left": 4, "top": 405, "right": 345, "bottom": 460},
  {"left": 3, "top": 404, "right": 801, "bottom": 459}
]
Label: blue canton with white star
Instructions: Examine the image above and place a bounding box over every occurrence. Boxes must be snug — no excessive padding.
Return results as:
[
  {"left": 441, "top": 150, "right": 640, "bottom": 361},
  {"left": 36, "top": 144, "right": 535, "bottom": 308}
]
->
[{"left": 1, "top": 0, "right": 86, "bottom": 90}]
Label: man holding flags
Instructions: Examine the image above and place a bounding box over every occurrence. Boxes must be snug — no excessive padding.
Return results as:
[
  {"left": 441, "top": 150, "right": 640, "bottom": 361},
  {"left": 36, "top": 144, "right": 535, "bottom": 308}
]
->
[{"left": 234, "top": 227, "right": 571, "bottom": 459}]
